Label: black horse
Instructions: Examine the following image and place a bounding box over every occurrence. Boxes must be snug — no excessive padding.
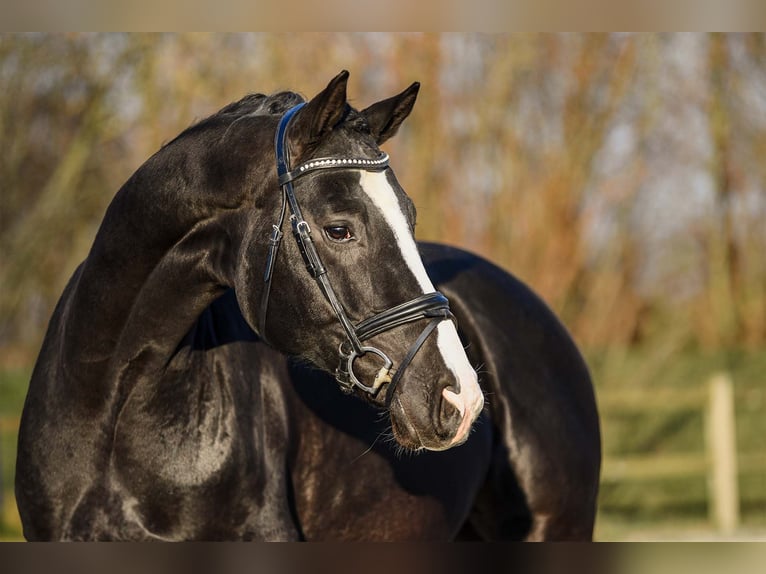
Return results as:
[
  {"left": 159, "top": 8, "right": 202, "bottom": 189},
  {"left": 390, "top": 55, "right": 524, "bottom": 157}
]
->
[{"left": 15, "top": 71, "right": 600, "bottom": 541}]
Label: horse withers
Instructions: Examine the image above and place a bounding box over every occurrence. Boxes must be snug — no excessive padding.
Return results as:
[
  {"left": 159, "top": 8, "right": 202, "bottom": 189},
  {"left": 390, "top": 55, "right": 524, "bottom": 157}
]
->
[{"left": 16, "top": 71, "right": 600, "bottom": 540}]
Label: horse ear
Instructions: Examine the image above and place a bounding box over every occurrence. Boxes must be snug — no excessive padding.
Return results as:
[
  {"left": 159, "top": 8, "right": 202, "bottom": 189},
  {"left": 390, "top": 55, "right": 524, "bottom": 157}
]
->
[
  {"left": 361, "top": 82, "right": 420, "bottom": 145},
  {"left": 290, "top": 70, "right": 350, "bottom": 156}
]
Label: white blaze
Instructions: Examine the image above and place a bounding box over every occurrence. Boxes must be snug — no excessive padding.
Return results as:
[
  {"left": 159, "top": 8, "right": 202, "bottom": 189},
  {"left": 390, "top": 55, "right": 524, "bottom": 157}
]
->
[{"left": 358, "top": 171, "right": 484, "bottom": 445}]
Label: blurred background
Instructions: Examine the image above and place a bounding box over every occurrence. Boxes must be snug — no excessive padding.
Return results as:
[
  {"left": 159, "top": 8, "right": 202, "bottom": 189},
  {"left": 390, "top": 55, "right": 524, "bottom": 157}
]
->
[{"left": 0, "top": 32, "right": 765, "bottom": 541}]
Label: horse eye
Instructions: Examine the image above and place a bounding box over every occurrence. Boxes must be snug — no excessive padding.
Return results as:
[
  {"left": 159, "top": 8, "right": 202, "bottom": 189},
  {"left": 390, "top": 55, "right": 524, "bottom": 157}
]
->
[{"left": 324, "top": 225, "right": 354, "bottom": 242}]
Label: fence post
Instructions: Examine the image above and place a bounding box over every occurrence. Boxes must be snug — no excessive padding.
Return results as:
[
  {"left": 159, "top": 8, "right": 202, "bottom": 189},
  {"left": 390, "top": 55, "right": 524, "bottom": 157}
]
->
[{"left": 705, "top": 372, "right": 739, "bottom": 534}]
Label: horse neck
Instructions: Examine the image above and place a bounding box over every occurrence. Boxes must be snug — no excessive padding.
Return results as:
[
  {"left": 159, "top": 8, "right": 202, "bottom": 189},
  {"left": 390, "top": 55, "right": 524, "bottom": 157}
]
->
[{"left": 60, "top": 150, "right": 256, "bottom": 398}]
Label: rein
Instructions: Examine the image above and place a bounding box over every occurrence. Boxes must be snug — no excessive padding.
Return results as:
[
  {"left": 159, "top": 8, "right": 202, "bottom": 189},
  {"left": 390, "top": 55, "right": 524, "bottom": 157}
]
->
[{"left": 259, "top": 103, "right": 454, "bottom": 405}]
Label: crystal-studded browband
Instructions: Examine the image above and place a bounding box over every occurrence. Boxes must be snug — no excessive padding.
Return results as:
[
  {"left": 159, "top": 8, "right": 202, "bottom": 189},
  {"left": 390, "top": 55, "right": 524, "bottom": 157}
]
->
[{"left": 277, "top": 153, "right": 389, "bottom": 186}]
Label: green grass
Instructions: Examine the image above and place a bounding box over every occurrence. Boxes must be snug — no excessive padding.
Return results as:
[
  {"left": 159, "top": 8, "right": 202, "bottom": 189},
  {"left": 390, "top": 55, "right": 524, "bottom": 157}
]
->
[
  {"left": 0, "top": 368, "right": 28, "bottom": 416},
  {"left": 0, "top": 368, "right": 27, "bottom": 489},
  {"left": 0, "top": 368, "right": 28, "bottom": 540}
]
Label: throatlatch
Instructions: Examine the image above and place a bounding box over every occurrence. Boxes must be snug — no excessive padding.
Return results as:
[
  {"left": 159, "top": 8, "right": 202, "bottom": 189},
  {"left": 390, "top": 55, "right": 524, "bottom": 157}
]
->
[{"left": 260, "top": 103, "right": 455, "bottom": 405}]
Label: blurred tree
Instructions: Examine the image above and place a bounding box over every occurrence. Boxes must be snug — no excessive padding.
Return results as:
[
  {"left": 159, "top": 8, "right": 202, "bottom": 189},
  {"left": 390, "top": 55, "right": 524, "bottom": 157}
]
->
[
  {"left": 2, "top": 33, "right": 766, "bottom": 367},
  {"left": 1, "top": 34, "right": 127, "bottom": 363}
]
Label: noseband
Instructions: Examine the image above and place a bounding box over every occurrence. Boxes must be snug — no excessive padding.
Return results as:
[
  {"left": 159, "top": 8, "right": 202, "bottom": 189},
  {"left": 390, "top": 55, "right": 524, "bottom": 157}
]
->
[{"left": 259, "top": 103, "right": 455, "bottom": 405}]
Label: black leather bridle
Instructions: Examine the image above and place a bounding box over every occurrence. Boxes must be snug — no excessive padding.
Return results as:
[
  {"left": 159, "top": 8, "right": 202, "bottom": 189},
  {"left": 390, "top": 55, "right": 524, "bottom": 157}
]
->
[{"left": 259, "top": 103, "right": 455, "bottom": 405}]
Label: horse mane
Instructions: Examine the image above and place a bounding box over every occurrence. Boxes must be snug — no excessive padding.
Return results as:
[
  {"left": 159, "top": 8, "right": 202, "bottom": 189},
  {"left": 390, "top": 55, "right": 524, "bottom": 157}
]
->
[
  {"left": 164, "top": 90, "right": 374, "bottom": 153},
  {"left": 214, "top": 91, "right": 306, "bottom": 118},
  {"left": 163, "top": 91, "right": 307, "bottom": 148}
]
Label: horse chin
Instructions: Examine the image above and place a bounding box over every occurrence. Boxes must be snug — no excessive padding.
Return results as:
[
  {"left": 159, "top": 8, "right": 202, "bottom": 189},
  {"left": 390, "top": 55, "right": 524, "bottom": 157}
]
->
[{"left": 387, "top": 388, "right": 469, "bottom": 452}]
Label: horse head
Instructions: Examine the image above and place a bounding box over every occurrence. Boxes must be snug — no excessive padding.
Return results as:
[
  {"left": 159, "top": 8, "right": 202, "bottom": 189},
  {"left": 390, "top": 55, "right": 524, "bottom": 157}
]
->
[{"left": 226, "top": 71, "right": 484, "bottom": 451}]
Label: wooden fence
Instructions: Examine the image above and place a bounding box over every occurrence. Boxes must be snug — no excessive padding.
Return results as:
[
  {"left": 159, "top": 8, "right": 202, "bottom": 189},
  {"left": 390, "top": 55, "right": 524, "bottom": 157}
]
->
[{"left": 600, "top": 372, "right": 765, "bottom": 533}]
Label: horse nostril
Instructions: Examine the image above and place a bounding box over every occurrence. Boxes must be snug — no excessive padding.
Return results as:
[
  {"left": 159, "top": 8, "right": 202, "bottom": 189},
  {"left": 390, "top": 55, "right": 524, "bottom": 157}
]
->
[
  {"left": 440, "top": 397, "right": 459, "bottom": 421},
  {"left": 437, "top": 387, "right": 462, "bottom": 437},
  {"left": 444, "top": 378, "right": 461, "bottom": 396}
]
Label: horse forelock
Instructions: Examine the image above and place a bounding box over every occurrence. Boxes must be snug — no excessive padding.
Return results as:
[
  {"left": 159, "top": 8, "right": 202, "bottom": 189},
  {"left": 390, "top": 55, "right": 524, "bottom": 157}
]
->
[{"left": 302, "top": 109, "right": 380, "bottom": 164}]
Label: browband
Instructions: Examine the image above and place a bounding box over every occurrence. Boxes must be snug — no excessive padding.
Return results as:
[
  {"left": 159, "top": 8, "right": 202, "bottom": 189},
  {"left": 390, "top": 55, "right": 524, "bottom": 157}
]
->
[{"left": 278, "top": 154, "right": 389, "bottom": 186}]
